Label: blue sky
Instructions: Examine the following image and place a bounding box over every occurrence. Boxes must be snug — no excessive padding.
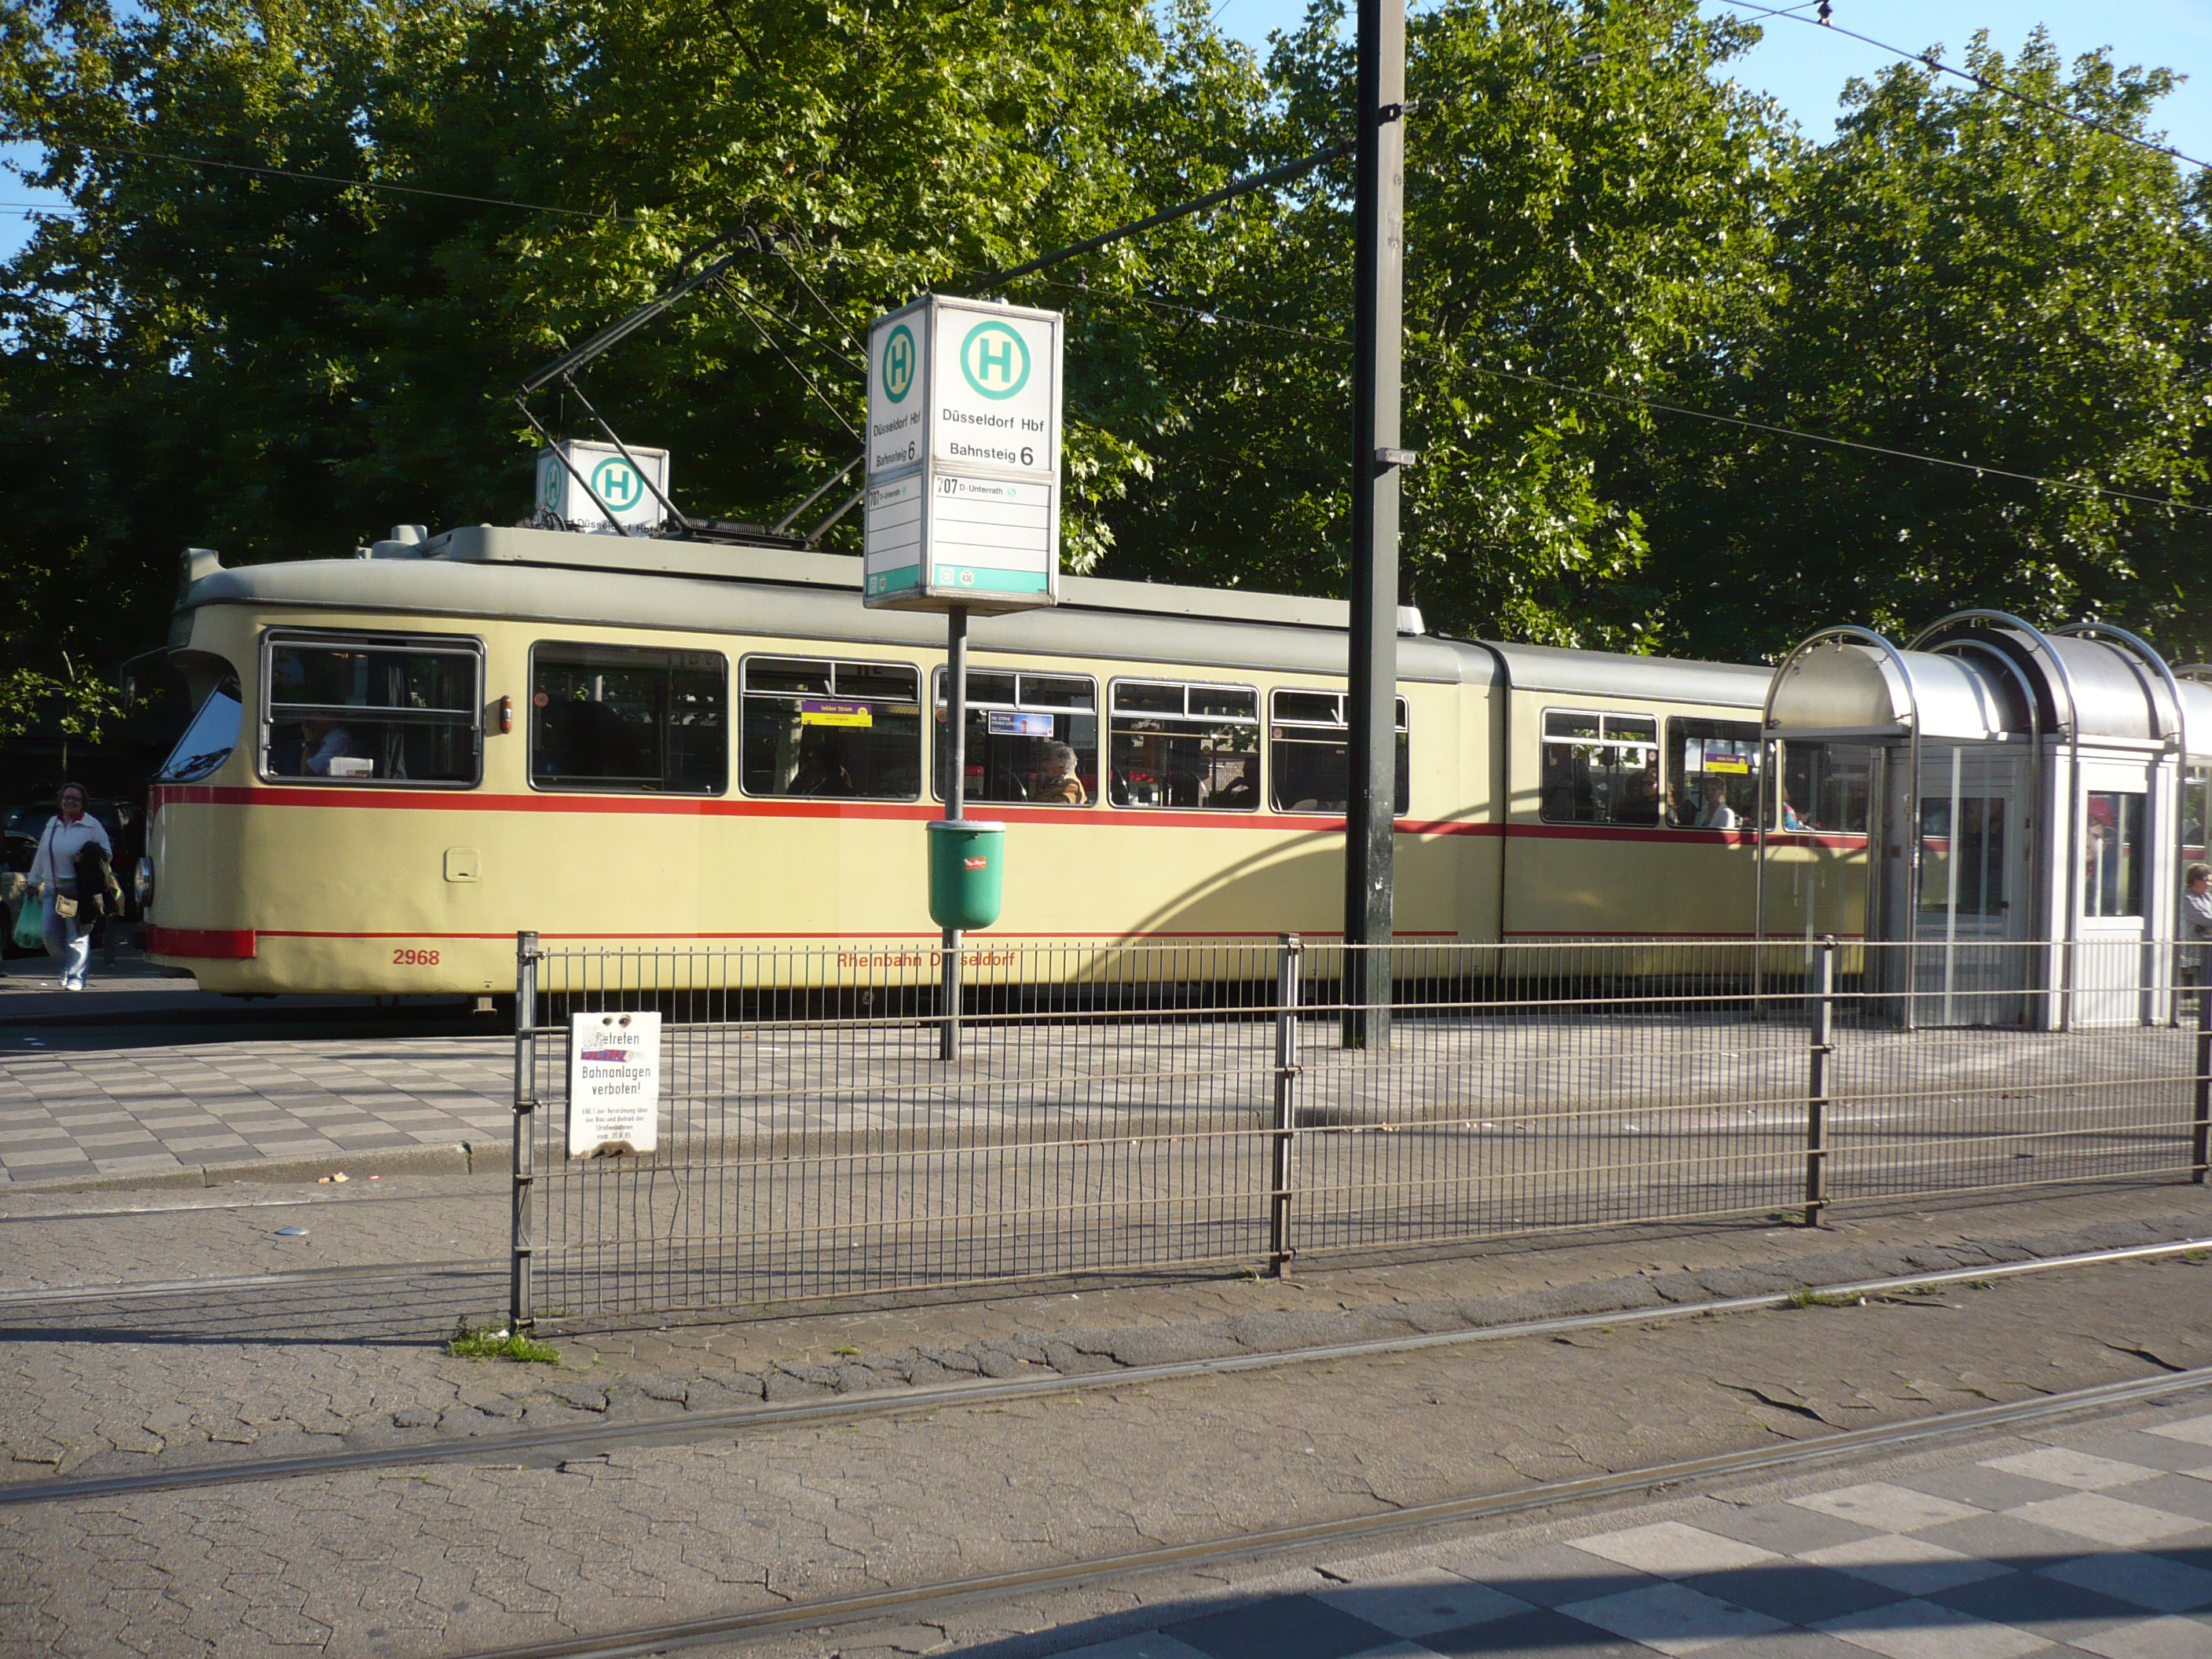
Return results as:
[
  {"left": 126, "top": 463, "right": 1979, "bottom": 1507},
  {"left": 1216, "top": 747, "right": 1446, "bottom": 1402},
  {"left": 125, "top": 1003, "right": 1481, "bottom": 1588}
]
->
[
  {"left": 1211, "top": 0, "right": 2212, "bottom": 157},
  {"left": 4, "top": 1, "right": 2208, "bottom": 266}
]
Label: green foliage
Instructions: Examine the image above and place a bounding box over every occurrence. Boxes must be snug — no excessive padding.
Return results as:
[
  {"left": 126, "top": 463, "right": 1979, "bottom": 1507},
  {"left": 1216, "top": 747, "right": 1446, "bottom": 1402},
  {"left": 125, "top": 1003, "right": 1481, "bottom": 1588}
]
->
[
  {"left": 2, "top": 2, "right": 2209, "bottom": 680},
  {"left": 1635, "top": 30, "right": 2212, "bottom": 661},
  {"left": 0, "top": 0, "right": 1256, "bottom": 612}
]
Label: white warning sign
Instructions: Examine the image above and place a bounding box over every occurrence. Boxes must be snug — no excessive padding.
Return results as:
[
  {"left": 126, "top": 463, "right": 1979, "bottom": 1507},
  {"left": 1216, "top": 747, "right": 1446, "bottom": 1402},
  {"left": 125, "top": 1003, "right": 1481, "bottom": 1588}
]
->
[{"left": 566, "top": 1011, "right": 661, "bottom": 1158}]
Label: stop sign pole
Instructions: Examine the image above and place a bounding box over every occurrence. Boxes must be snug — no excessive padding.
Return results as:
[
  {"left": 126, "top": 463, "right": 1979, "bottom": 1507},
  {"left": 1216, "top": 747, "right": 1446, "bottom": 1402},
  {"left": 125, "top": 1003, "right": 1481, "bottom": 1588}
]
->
[{"left": 1344, "top": 0, "right": 1409, "bottom": 1049}]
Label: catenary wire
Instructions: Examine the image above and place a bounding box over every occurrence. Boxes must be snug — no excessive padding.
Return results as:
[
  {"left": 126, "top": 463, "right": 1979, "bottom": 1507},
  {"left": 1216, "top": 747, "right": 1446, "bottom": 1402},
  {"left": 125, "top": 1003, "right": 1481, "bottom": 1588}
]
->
[
  {"left": 26, "top": 137, "right": 641, "bottom": 222},
  {"left": 1036, "top": 279, "right": 2212, "bottom": 519},
  {"left": 712, "top": 275, "right": 861, "bottom": 441},
  {"left": 767, "top": 245, "right": 868, "bottom": 364},
  {"left": 1714, "top": 0, "right": 2212, "bottom": 173}
]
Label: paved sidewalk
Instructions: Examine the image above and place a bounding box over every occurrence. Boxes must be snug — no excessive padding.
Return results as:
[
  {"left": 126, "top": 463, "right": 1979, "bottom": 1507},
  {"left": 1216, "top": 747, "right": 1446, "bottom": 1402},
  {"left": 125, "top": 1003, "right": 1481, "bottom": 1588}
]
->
[
  {"left": 0, "top": 1033, "right": 511, "bottom": 1184},
  {"left": 1038, "top": 1401, "right": 2212, "bottom": 1659}
]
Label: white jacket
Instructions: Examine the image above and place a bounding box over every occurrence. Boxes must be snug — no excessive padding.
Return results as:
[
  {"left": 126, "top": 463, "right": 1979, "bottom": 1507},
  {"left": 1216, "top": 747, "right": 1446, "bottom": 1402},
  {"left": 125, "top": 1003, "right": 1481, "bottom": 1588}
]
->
[{"left": 28, "top": 815, "right": 113, "bottom": 891}]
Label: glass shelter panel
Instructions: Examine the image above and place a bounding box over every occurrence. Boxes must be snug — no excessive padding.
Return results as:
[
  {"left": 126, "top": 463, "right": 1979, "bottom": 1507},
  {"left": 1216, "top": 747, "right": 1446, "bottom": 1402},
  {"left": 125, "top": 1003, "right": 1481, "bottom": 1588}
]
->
[
  {"left": 1776, "top": 743, "right": 1873, "bottom": 835},
  {"left": 2084, "top": 790, "right": 2146, "bottom": 920},
  {"left": 264, "top": 635, "right": 481, "bottom": 786},
  {"left": 532, "top": 644, "right": 727, "bottom": 794},
  {"left": 933, "top": 671, "right": 1098, "bottom": 807},
  {"left": 2184, "top": 767, "right": 2210, "bottom": 869},
  {"left": 1906, "top": 745, "right": 2029, "bottom": 1027},
  {"left": 1108, "top": 681, "right": 1260, "bottom": 810},
  {"left": 742, "top": 657, "right": 921, "bottom": 800}
]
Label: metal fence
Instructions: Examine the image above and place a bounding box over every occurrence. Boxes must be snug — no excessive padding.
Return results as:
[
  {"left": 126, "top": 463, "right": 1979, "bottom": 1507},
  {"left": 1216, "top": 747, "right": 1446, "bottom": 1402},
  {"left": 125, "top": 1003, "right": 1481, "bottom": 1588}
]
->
[{"left": 508, "top": 935, "right": 2212, "bottom": 1331}]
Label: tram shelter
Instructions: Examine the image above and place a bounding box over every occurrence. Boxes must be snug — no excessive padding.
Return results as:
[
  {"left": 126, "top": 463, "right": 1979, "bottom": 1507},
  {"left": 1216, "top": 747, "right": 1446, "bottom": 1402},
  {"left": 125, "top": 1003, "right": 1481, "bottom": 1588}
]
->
[{"left": 1759, "top": 613, "right": 2196, "bottom": 1028}]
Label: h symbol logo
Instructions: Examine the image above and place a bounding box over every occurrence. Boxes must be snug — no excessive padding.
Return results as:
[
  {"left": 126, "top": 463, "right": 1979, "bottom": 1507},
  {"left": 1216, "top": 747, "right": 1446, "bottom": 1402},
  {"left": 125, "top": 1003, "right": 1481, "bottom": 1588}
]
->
[{"left": 959, "top": 320, "right": 1031, "bottom": 401}]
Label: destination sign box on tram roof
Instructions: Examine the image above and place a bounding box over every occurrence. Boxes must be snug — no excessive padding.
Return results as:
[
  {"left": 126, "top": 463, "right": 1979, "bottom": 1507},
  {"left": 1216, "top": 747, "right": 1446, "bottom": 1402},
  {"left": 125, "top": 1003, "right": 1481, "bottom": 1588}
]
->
[{"left": 863, "top": 295, "right": 1063, "bottom": 614}]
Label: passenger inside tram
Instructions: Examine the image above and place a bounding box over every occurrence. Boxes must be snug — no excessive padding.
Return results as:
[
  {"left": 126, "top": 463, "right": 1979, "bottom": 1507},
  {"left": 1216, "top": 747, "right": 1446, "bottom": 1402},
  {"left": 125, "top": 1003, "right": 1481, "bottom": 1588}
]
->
[
  {"left": 1694, "top": 779, "right": 1739, "bottom": 830},
  {"left": 299, "top": 716, "right": 371, "bottom": 778},
  {"left": 1031, "top": 741, "right": 1088, "bottom": 806}
]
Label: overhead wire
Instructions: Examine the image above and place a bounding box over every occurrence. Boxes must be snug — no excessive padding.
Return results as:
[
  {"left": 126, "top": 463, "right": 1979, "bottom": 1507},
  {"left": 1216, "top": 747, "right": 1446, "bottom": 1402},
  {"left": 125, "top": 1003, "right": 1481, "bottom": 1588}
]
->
[
  {"left": 1713, "top": 0, "right": 2212, "bottom": 173},
  {"left": 765, "top": 245, "right": 866, "bottom": 368},
  {"left": 1035, "top": 279, "right": 2212, "bottom": 519},
  {"left": 711, "top": 274, "right": 860, "bottom": 441},
  {"left": 22, "top": 137, "right": 639, "bottom": 222}
]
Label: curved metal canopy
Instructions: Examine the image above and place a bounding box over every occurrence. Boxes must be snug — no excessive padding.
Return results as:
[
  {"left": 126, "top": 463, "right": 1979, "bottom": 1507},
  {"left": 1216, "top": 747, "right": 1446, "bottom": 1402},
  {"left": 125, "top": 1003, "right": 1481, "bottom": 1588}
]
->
[{"left": 1768, "top": 616, "right": 2181, "bottom": 749}]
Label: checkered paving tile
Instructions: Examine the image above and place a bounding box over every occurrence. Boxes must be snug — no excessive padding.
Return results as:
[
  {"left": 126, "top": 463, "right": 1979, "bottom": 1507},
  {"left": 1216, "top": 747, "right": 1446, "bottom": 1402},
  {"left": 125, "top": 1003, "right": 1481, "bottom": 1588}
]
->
[
  {"left": 0, "top": 1036, "right": 515, "bottom": 1181},
  {"left": 1042, "top": 1408, "right": 2212, "bottom": 1659}
]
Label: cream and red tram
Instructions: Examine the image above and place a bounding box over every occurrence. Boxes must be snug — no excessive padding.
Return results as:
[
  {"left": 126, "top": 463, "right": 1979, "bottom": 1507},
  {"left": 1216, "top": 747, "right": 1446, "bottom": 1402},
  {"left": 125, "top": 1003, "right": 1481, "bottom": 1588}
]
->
[{"left": 144, "top": 524, "right": 1836, "bottom": 995}]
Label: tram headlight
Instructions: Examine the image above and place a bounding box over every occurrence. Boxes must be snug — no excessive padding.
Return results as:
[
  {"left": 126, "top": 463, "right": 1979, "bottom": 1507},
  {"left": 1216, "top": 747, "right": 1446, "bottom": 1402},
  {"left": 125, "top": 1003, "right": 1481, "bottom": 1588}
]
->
[{"left": 135, "top": 855, "right": 155, "bottom": 911}]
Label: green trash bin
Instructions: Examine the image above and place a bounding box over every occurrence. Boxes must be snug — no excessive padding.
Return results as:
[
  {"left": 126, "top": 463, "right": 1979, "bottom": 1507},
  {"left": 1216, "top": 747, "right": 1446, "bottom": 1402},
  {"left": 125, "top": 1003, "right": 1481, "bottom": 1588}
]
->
[{"left": 927, "top": 820, "right": 1005, "bottom": 932}]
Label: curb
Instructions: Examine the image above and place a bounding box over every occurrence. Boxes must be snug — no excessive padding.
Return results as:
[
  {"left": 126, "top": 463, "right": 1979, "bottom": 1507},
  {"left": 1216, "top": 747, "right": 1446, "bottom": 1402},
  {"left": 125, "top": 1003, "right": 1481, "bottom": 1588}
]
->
[{"left": 0, "top": 1139, "right": 505, "bottom": 1194}]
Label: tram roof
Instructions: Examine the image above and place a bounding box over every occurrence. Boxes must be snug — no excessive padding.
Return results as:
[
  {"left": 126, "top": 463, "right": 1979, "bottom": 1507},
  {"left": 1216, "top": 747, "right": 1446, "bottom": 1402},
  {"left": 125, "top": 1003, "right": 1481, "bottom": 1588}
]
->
[
  {"left": 175, "top": 525, "right": 1769, "bottom": 705},
  {"left": 1478, "top": 639, "right": 1773, "bottom": 708}
]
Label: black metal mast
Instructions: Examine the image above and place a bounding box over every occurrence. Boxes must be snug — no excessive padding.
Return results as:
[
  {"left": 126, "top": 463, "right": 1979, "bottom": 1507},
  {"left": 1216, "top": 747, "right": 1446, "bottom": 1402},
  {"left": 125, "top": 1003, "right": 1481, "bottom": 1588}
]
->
[{"left": 1343, "top": 0, "right": 1408, "bottom": 1048}]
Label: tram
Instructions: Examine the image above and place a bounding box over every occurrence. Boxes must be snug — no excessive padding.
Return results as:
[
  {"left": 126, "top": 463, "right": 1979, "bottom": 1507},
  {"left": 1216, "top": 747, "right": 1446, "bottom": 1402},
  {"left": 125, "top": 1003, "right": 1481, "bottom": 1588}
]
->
[{"left": 141, "top": 522, "right": 1804, "bottom": 995}]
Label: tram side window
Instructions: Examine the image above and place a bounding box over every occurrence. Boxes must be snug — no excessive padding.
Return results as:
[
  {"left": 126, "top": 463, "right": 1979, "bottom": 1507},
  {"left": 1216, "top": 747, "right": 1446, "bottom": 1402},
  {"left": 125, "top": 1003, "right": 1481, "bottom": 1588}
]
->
[
  {"left": 932, "top": 671, "right": 1098, "bottom": 806},
  {"left": 2085, "top": 791, "right": 2146, "bottom": 918},
  {"left": 1776, "top": 743, "right": 1873, "bottom": 835},
  {"left": 157, "top": 676, "right": 244, "bottom": 783},
  {"left": 1269, "top": 690, "right": 1409, "bottom": 814},
  {"left": 742, "top": 657, "right": 921, "bottom": 799},
  {"left": 531, "top": 643, "right": 727, "bottom": 794},
  {"left": 1109, "top": 681, "right": 1260, "bottom": 810},
  {"left": 1538, "top": 710, "right": 1658, "bottom": 826},
  {"left": 1667, "top": 717, "right": 1760, "bottom": 829},
  {"left": 265, "top": 637, "right": 481, "bottom": 785}
]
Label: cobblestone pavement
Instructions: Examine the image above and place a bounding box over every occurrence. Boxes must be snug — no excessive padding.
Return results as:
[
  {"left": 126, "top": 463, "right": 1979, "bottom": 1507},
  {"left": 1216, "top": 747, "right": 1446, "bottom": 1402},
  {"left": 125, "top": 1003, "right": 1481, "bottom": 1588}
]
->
[
  {"left": 2, "top": 1182, "right": 2212, "bottom": 1657},
  {"left": 890, "top": 1393, "right": 2212, "bottom": 1659},
  {"left": 0, "top": 1034, "right": 511, "bottom": 1185},
  {"left": 2, "top": 1179, "right": 2206, "bottom": 1484}
]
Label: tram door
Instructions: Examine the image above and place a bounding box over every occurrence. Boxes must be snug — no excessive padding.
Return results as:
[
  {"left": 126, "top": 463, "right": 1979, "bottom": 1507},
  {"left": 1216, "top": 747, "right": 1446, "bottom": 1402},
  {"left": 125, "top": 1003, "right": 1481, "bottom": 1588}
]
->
[
  {"left": 1912, "top": 744, "right": 2028, "bottom": 1025},
  {"left": 2072, "top": 764, "right": 2155, "bottom": 1027}
]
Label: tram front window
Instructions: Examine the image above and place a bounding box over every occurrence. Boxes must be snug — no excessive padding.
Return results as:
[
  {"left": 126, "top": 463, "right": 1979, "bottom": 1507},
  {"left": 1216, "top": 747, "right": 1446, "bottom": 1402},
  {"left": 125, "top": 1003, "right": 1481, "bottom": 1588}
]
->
[
  {"left": 532, "top": 643, "right": 727, "bottom": 794},
  {"left": 742, "top": 657, "right": 921, "bottom": 799},
  {"left": 264, "top": 635, "right": 481, "bottom": 785},
  {"left": 157, "top": 676, "right": 244, "bottom": 784}
]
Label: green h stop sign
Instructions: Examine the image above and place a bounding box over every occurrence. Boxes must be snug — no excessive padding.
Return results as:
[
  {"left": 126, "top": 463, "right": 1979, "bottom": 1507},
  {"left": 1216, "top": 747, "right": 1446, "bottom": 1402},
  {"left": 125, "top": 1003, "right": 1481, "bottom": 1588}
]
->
[
  {"left": 881, "top": 323, "right": 916, "bottom": 404},
  {"left": 591, "top": 456, "right": 643, "bottom": 512},
  {"left": 960, "top": 320, "right": 1030, "bottom": 400}
]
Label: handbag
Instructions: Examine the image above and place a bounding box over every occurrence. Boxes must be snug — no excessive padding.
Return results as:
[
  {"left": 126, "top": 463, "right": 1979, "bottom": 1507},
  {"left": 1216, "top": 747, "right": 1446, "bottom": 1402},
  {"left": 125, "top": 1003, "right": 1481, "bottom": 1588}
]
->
[
  {"left": 52, "top": 892, "right": 78, "bottom": 921},
  {"left": 11, "top": 894, "right": 43, "bottom": 949}
]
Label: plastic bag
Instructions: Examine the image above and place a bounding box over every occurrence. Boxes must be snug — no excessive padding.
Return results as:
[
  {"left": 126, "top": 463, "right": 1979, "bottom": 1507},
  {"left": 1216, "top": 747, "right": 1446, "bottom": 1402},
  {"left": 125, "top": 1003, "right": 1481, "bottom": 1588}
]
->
[{"left": 11, "top": 894, "right": 44, "bottom": 950}]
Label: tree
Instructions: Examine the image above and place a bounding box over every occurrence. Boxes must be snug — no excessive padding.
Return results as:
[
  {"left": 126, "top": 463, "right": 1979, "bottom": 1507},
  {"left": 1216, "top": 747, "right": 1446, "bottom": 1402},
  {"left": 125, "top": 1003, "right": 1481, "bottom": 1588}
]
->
[
  {"left": 0, "top": 0, "right": 1262, "bottom": 670},
  {"left": 1635, "top": 31, "right": 2212, "bottom": 663},
  {"left": 1090, "top": 0, "right": 1785, "bottom": 649}
]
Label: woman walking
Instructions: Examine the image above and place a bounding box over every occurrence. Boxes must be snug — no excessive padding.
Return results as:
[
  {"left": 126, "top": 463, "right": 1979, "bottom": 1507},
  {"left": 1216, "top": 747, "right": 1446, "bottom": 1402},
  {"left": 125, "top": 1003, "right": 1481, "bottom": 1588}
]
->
[{"left": 29, "top": 783, "right": 112, "bottom": 992}]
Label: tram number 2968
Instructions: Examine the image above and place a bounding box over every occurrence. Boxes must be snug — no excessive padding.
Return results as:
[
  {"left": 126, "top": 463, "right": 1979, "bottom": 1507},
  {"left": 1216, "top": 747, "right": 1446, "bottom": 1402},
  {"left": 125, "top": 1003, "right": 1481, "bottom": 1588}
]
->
[{"left": 393, "top": 947, "right": 441, "bottom": 967}]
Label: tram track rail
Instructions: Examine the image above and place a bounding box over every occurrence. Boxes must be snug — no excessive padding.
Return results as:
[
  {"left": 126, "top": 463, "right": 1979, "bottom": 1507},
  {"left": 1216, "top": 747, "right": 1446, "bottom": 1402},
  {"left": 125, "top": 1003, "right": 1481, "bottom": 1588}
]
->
[
  {"left": 0, "top": 1258, "right": 500, "bottom": 1308},
  {"left": 445, "top": 1361, "right": 2212, "bottom": 1659},
  {"left": 0, "top": 1189, "right": 501, "bottom": 1225},
  {"left": 5, "top": 1234, "right": 2207, "bottom": 1509}
]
